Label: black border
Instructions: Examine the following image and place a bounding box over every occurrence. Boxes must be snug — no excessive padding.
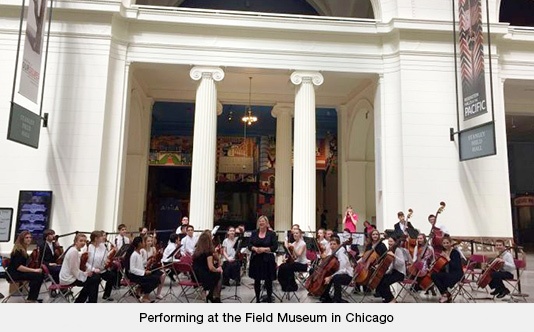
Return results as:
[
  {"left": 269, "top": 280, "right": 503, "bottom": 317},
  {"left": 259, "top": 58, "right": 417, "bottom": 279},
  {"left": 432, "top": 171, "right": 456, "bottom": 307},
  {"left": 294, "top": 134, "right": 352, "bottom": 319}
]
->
[{"left": 0, "top": 208, "right": 14, "bottom": 243}]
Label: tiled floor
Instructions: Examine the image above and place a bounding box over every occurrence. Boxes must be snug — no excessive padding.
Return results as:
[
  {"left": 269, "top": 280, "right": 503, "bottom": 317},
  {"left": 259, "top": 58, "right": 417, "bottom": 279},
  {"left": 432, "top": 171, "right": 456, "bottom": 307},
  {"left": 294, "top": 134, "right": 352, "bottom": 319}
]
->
[{"left": 1, "top": 253, "right": 532, "bottom": 304}]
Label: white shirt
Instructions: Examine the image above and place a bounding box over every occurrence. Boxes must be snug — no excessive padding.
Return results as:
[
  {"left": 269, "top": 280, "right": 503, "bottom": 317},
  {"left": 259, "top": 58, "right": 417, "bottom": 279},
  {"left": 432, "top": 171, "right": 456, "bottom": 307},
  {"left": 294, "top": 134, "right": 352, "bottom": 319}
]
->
[
  {"left": 129, "top": 251, "right": 146, "bottom": 277},
  {"left": 222, "top": 238, "right": 236, "bottom": 261},
  {"left": 292, "top": 239, "right": 308, "bottom": 264},
  {"left": 386, "top": 247, "right": 407, "bottom": 276},
  {"left": 59, "top": 247, "right": 86, "bottom": 285},
  {"left": 86, "top": 243, "right": 107, "bottom": 271},
  {"left": 434, "top": 222, "right": 449, "bottom": 235},
  {"left": 181, "top": 235, "right": 197, "bottom": 256},
  {"left": 501, "top": 250, "right": 515, "bottom": 274},
  {"left": 162, "top": 242, "right": 179, "bottom": 263},
  {"left": 333, "top": 246, "right": 354, "bottom": 277},
  {"left": 115, "top": 234, "right": 130, "bottom": 251}
]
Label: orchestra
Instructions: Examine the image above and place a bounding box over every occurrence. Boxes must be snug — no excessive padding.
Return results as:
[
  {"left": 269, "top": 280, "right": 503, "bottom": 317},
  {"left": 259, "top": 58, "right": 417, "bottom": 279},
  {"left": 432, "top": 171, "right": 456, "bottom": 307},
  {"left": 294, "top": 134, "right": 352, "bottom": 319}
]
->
[{"left": 1, "top": 203, "right": 524, "bottom": 304}]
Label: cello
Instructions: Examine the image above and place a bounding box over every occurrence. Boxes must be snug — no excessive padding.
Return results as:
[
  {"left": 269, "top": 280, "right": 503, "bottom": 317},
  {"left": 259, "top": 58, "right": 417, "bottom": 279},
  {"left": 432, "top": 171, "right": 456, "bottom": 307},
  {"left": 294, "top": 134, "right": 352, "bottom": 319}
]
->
[
  {"left": 477, "top": 251, "right": 505, "bottom": 289},
  {"left": 367, "top": 251, "right": 395, "bottom": 290},
  {"left": 417, "top": 254, "right": 450, "bottom": 291},
  {"left": 354, "top": 248, "right": 380, "bottom": 285},
  {"left": 305, "top": 237, "right": 352, "bottom": 297}
]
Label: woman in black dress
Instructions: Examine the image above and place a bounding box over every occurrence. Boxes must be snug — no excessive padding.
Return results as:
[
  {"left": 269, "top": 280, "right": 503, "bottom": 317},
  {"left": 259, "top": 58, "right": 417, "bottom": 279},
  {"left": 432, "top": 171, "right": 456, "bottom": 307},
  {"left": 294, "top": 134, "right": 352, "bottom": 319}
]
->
[
  {"left": 248, "top": 215, "right": 278, "bottom": 303},
  {"left": 192, "top": 231, "right": 223, "bottom": 303},
  {"left": 431, "top": 234, "right": 464, "bottom": 303}
]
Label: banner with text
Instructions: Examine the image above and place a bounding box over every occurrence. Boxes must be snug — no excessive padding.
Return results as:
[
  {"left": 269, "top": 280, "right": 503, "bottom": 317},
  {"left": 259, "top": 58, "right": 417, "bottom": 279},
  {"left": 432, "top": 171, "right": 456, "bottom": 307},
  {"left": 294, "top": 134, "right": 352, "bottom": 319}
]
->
[
  {"left": 459, "top": 0, "right": 487, "bottom": 120},
  {"left": 19, "top": 0, "right": 49, "bottom": 103}
]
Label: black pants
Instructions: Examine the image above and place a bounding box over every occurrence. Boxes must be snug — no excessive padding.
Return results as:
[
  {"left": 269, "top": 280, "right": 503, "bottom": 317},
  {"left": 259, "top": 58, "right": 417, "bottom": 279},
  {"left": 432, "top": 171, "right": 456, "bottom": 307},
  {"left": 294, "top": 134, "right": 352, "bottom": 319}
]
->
[
  {"left": 72, "top": 274, "right": 101, "bottom": 303},
  {"left": 11, "top": 271, "right": 44, "bottom": 301},
  {"left": 222, "top": 260, "right": 241, "bottom": 283},
  {"left": 321, "top": 273, "right": 352, "bottom": 302},
  {"left": 489, "top": 271, "right": 514, "bottom": 292},
  {"left": 129, "top": 273, "right": 161, "bottom": 295},
  {"left": 254, "top": 279, "right": 272, "bottom": 303},
  {"left": 277, "top": 262, "right": 308, "bottom": 291},
  {"left": 376, "top": 270, "right": 404, "bottom": 302},
  {"left": 431, "top": 272, "right": 462, "bottom": 295},
  {"left": 100, "top": 270, "right": 118, "bottom": 298}
]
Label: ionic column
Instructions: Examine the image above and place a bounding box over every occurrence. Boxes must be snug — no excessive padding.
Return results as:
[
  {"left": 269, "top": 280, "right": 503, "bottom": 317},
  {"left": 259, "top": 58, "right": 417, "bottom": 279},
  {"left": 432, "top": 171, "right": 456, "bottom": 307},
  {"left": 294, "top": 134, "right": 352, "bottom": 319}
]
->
[
  {"left": 290, "top": 71, "right": 324, "bottom": 232},
  {"left": 189, "top": 67, "right": 225, "bottom": 231},
  {"left": 271, "top": 103, "right": 294, "bottom": 235}
]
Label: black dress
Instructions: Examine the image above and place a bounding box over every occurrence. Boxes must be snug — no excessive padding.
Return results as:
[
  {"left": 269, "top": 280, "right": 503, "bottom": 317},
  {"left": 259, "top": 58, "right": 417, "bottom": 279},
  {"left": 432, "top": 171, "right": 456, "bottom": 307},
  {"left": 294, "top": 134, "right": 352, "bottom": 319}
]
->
[
  {"left": 247, "top": 230, "right": 278, "bottom": 281},
  {"left": 193, "top": 252, "right": 220, "bottom": 291}
]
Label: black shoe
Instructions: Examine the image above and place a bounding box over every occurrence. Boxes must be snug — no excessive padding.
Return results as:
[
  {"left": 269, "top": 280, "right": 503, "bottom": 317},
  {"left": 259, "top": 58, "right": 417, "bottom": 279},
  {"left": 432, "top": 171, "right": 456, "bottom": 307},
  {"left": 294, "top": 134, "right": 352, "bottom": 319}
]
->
[
  {"left": 235, "top": 281, "right": 241, "bottom": 286},
  {"left": 497, "top": 288, "right": 510, "bottom": 299},
  {"left": 320, "top": 295, "right": 333, "bottom": 303},
  {"left": 373, "top": 292, "right": 381, "bottom": 298},
  {"left": 490, "top": 289, "right": 499, "bottom": 296},
  {"left": 103, "top": 296, "right": 114, "bottom": 302}
]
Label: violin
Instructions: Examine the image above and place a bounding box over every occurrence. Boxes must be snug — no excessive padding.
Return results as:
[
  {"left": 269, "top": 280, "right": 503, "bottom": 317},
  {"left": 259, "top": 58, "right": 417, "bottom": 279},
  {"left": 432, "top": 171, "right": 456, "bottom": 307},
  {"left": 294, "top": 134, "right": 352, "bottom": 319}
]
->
[
  {"left": 146, "top": 249, "right": 164, "bottom": 271},
  {"left": 104, "top": 247, "right": 117, "bottom": 270}
]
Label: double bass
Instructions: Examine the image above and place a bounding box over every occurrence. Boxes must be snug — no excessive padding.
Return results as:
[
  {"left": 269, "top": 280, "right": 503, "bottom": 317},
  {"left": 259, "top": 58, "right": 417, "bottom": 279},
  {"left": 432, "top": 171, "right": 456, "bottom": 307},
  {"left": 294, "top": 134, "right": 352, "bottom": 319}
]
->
[
  {"left": 429, "top": 202, "right": 446, "bottom": 251},
  {"left": 403, "top": 209, "right": 417, "bottom": 256},
  {"left": 305, "top": 238, "right": 352, "bottom": 297}
]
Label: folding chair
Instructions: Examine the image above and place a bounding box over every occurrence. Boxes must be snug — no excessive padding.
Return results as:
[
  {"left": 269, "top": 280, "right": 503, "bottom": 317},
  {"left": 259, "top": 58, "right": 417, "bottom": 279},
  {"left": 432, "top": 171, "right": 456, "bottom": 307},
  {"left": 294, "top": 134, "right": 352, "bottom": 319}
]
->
[
  {"left": 41, "top": 264, "right": 77, "bottom": 303},
  {"left": 394, "top": 262, "right": 424, "bottom": 303},
  {"left": 450, "top": 254, "right": 486, "bottom": 302},
  {"left": 173, "top": 261, "right": 204, "bottom": 303},
  {"left": 502, "top": 259, "right": 529, "bottom": 303},
  {"left": 1, "top": 257, "right": 29, "bottom": 303},
  {"left": 115, "top": 261, "right": 142, "bottom": 303}
]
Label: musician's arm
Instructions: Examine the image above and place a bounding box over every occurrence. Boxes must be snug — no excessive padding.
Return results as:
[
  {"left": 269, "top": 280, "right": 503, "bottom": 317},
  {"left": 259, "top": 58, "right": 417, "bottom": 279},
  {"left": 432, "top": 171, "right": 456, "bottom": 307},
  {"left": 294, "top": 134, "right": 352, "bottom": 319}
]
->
[{"left": 502, "top": 252, "right": 515, "bottom": 271}]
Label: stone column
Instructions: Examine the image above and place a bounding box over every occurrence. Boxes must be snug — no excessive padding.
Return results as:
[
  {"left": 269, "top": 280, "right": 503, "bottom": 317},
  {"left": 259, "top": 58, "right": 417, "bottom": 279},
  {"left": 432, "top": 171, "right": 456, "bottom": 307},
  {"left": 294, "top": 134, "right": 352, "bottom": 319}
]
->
[
  {"left": 290, "top": 71, "right": 324, "bottom": 232},
  {"left": 271, "top": 103, "right": 294, "bottom": 235},
  {"left": 189, "top": 67, "right": 225, "bottom": 231}
]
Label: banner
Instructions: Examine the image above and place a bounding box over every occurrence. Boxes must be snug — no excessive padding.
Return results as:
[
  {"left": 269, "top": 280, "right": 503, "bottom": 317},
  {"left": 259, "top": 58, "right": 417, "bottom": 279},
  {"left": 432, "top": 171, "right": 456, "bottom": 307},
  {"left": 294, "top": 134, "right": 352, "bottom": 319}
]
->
[
  {"left": 19, "top": 0, "right": 49, "bottom": 103},
  {"left": 458, "top": 0, "right": 487, "bottom": 120}
]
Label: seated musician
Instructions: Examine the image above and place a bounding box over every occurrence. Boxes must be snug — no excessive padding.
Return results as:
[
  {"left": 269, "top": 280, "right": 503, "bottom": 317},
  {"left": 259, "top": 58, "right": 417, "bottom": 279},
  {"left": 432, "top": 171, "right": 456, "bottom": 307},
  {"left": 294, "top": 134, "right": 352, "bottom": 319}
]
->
[
  {"left": 125, "top": 236, "right": 160, "bottom": 303},
  {"left": 355, "top": 229, "right": 387, "bottom": 294},
  {"left": 7, "top": 231, "right": 45, "bottom": 303},
  {"left": 393, "top": 211, "right": 416, "bottom": 239},
  {"left": 162, "top": 233, "right": 181, "bottom": 282},
  {"left": 38, "top": 229, "right": 62, "bottom": 282},
  {"left": 319, "top": 236, "right": 353, "bottom": 303},
  {"left": 376, "top": 236, "right": 406, "bottom": 303},
  {"left": 430, "top": 234, "right": 464, "bottom": 303},
  {"left": 278, "top": 229, "right": 308, "bottom": 292},
  {"left": 193, "top": 231, "right": 223, "bottom": 303},
  {"left": 409, "top": 233, "right": 436, "bottom": 295},
  {"left": 181, "top": 225, "right": 198, "bottom": 257},
  {"left": 322, "top": 229, "right": 335, "bottom": 258},
  {"left": 142, "top": 234, "right": 165, "bottom": 300},
  {"left": 488, "top": 239, "right": 515, "bottom": 298},
  {"left": 59, "top": 233, "right": 101, "bottom": 303},
  {"left": 284, "top": 224, "right": 300, "bottom": 249},
  {"left": 222, "top": 227, "right": 241, "bottom": 286},
  {"left": 316, "top": 228, "right": 328, "bottom": 259},
  {"left": 86, "top": 230, "right": 118, "bottom": 301}
]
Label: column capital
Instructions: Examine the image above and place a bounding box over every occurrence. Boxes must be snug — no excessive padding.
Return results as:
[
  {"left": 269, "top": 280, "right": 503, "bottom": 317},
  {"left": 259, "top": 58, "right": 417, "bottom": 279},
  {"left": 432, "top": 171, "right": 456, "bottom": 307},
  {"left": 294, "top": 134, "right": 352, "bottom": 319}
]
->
[
  {"left": 290, "top": 71, "right": 324, "bottom": 86},
  {"left": 190, "top": 66, "right": 225, "bottom": 82},
  {"left": 271, "top": 103, "right": 294, "bottom": 118}
]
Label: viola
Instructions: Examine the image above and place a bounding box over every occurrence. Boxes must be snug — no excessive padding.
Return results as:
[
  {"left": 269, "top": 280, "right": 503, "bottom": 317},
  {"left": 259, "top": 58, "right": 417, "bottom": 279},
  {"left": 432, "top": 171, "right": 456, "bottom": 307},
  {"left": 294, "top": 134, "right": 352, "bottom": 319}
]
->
[
  {"left": 28, "top": 248, "right": 41, "bottom": 269},
  {"left": 367, "top": 251, "right": 395, "bottom": 290},
  {"left": 80, "top": 252, "right": 89, "bottom": 272},
  {"left": 305, "top": 238, "right": 352, "bottom": 297},
  {"left": 146, "top": 249, "right": 164, "bottom": 271}
]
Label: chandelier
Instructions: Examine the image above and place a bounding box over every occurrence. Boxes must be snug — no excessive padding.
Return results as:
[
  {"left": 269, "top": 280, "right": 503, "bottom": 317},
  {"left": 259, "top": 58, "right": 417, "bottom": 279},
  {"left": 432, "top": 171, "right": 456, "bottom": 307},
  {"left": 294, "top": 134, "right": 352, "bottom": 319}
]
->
[{"left": 242, "top": 77, "right": 258, "bottom": 126}]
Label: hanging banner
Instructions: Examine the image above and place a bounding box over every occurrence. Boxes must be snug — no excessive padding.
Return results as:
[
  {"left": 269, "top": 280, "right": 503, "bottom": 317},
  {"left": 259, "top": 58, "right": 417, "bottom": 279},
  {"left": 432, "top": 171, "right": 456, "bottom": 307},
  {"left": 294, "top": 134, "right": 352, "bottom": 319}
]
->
[
  {"left": 458, "top": 0, "right": 487, "bottom": 120},
  {"left": 19, "top": 0, "right": 49, "bottom": 103}
]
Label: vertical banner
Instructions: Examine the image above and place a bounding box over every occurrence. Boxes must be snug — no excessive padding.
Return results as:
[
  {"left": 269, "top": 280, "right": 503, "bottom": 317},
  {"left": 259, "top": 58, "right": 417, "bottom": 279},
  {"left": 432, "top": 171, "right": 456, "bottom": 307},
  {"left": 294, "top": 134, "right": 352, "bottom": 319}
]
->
[
  {"left": 458, "top": 0, "right": 487, "bottom": 120},
  {"left": 19, "top": 0, "right": 49, "bottom": 103}
]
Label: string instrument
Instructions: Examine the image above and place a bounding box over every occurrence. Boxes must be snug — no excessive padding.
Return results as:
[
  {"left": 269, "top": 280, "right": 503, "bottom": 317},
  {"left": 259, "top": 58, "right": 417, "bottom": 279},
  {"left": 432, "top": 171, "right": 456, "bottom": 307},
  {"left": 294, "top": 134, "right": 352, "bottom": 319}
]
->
[
  {"left": 477, "top": 252, "right": 505, "bottom": 289},
  {"left": 367, "top": 251, "right": 396, "bottom": 290},
  {"left": 80, "top": 252, "right": 89, "bottom": 272},
  {"left": 53, "top": 236, "right": 64, "bottom": 263},
  {"left": 429, "top": 202, "right": 446, "bottom": 250},
  {"left": 104, "top": 247, "right": 117, "bottom": 270},
  {"left": 305, "top": 237, "right": 352, "bottom": 297},
  {"left": 403, "top": 208, "right": 417, "bottom": 256},
  {"left": 407, "top": 244, "right": 428, "bottom": 279},
  {"left": 28, "top": 247, "right": 41, "bottom": 269},
  {"left": 417, "top": 254, "right": 450, "bottom": 291},
  {"left": 354, "top": 248, "right": 380, "bottom": 285},
  {"left": 146, "top": 248, "right": 164, "bottom": 271},
  {"left": 284, "top": 244, "right": 296, "bottom": 264}
]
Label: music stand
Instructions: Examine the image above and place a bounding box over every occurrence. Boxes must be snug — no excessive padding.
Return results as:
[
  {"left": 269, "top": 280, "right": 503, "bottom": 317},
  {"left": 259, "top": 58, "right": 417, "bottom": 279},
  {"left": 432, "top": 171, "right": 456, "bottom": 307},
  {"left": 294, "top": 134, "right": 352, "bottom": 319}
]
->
[{"left": 161, "top": 246, "right": 182, "bottom": 302}]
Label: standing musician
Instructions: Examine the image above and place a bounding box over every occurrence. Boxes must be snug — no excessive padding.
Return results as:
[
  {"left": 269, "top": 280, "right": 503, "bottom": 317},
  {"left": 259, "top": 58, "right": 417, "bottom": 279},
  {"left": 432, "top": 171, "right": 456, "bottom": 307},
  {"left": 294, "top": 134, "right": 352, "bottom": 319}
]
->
[
  {"left": 488, "top": 239, "right": 515, "bottom": 298},
  {"left": 222, "top": 226, "right": 241, "bottom": 286},
  {"left": 319, "top": 236, "right": 353, "bottom": 303},
  {"left": 115, "top": 224, "right": 131, "bottom": 251},
  {"left": 393, "top": 211, "right": 416, "bottom": 239},
  {"left": 375, "top": 236, "right": 406, "bottom": 303},
  {"left": 59, "top": 233, "right": 101, "bottom": 303},
  {"left": 86, "top": 230, "right": 118, "bottom": 301},
  {"left": 428, "top": 214, "right": 449, "bottom": 256},
  {"left": 278, "top": 229, "right": 308, "bottom": 292},
  {"left": 7, "top": 231, "right": 45, "bottom": 303},
  {"left": 124, "top": 236, "right": 160, "bottom": 303},
  {"left": 248, "top": 215, "right": 278, "bottom": 303},
  {"left": 193, "top": 231, "right": 223, "bottom": 303},
  {"left": 430, "top": 234, "right": 464, "bottom": 303},
  {"left": 38, "top": 229, "right": 62, "bottom": 282}
]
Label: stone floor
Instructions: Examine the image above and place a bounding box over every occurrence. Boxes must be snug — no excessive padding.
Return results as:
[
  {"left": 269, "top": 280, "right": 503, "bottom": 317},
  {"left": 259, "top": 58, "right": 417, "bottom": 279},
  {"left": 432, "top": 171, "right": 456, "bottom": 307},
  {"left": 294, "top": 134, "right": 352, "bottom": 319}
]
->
[{"left": 1, "top": 252, "right": 532, "bottom": 304}]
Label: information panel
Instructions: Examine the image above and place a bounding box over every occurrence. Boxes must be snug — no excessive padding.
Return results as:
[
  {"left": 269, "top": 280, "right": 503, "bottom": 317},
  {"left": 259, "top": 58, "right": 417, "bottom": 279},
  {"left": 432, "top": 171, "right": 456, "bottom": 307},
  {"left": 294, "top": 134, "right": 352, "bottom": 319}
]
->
[
  {"left": 459, "top": 122, "right": 496, "bottom": 161},
  {"left": 15, "top": 190, "right": 52, "bottom": 243}
]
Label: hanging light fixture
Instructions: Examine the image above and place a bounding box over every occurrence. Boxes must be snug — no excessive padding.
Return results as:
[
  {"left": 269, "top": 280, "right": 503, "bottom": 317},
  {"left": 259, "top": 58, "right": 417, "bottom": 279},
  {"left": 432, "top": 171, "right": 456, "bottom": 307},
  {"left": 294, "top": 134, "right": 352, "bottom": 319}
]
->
[{"left": 242, "top": 76, "right": 258, "bottom": 126}]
